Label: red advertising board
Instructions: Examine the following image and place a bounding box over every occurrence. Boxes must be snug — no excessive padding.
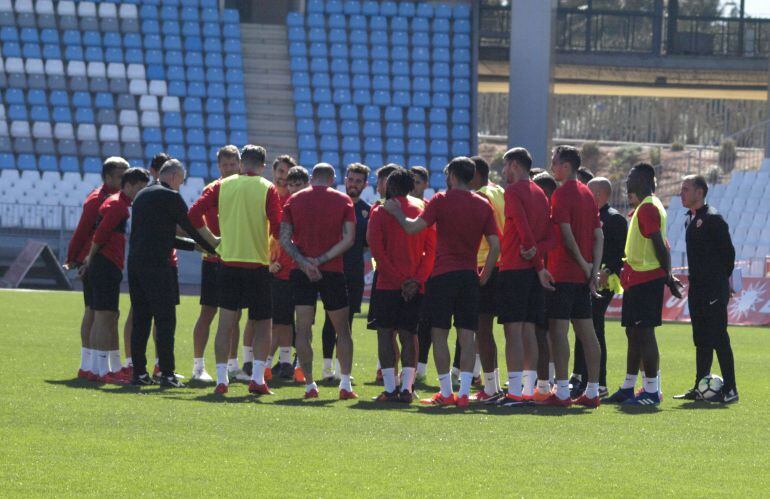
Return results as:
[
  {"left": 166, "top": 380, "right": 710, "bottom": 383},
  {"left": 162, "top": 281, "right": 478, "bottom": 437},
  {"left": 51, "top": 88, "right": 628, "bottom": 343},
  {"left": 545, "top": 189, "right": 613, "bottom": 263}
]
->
[{"left": 606, "top": 275, "right": 770, "bottom": 326}]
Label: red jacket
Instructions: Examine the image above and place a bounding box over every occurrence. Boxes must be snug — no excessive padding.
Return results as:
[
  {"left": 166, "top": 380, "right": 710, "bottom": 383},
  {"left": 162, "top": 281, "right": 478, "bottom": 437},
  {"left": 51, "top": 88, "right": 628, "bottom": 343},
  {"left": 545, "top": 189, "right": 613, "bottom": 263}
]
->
[
  {"left": 67, "top": 184, "right": 118, "bottom": 265},
  {"left": 367, "top": 196, "right": 436, "bottom": 291},
  {"left": 500, "top": 180, "right": 556, "bottom": 272},
  {"left": 92, "top": 192, "right": 131, "bottom": 270}
]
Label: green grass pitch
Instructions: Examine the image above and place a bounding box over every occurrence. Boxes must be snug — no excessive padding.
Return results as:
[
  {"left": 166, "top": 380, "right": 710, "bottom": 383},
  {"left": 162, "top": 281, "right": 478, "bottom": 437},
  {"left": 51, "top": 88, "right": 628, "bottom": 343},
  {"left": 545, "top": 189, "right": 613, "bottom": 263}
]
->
[{"left": 1, "top": 289, "right": 769, "bottom": 496}]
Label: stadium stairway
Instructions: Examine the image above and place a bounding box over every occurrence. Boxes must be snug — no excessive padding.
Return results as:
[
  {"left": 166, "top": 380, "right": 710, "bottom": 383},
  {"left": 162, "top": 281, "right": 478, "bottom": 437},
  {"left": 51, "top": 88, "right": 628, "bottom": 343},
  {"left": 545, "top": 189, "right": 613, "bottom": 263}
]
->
[{"left": 241, "top": 24, "right": 298, "bottom": 162}]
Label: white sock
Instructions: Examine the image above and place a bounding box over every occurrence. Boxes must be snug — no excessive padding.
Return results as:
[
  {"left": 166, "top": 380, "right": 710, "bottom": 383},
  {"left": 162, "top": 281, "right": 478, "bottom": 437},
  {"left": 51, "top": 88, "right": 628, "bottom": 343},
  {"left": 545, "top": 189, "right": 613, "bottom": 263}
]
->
[
  {"left": 417, "top": 362, "right": 428, "bottom": 376},
  {"left": 555, "top": 379, "right": 570, "bottom": 400},
  {"left": 216, "top": 363, "right": 229, "bottom": 386},
  {"left": 459, "top": 371, "right": 473, "bottom": 397},
  {"left": 382, "top": 367, "right": 396, "bottom": 393},
  {"left": 335, "top": 358, "right": 341, "bottom": 376},
  {"left": 548, "top": 362, "right": 556, "bottom": 384},
  {"left": 438, "top": 373, "right": 453, "bottom": 397},
  {"left": 108, "top": 350, "right": 121, "bottom": 373},
  {"left": 473, "top": 354, "right": 482, "bottom": 377},
  {"left": 323, "top": 358, "right": 333, "bottom": 371},
  {"left": 97, "top": 351, "right": 109, "bottom": 377},
  {"left": 493, "top": 368, "right": 501, "bottom": 392},
  {"left": 193, "top": 357, "right": 204, "bottom": 372},
  {"left": 451, "top": 366, "right": 460, "bottom": 378},
  {"left": 252, "top": 360, "right": 266, "bottom": 384},
  {"left": 522, "top": 370, "right": 537, "bottom": 396},
  {"left": 306, "top": 381, "right": 318, "bottom": 394},
  {"left": 507, "top": 372, "right": 523, "bottom": 397},
  {"left": 265, "top": 355, "right": 273, "bottom": 366},
  {"left": 279, "top": 347, "right": 292, "bottom": 364},
  {"left": 124, "top": 356, "right": 132, "bottom": 368},
  {"left": 621, "top": 373, "right": 638, "bottom": 390},
  {"left": 80, "top": 347, "right": 88, "bottom": 370},
  {"left": 537, "top": 379, "right": 550, "bottom": 394},
  {"left": 400, "top": 367, "right": 415, "bottom": 392},
  {"left": 242, "top": 346, "right": 254, "bottom": 364},
  {"left": 227, "top": 358, "right": 238, "bottom": 371},
  {"left": 657, "top": 370, "right": 662, "bottom": 394},
  {"left": 89, "top": 349, "right": 99, "bottom": 374},
  {"left": 339, "top": 374, "right": 352, "bottom": 392},
  {"left": 585, "top": 382, "right": 599, "bottom": 398},
  {"left": 644, "top": 376, "right": 659, "bottom": 394},
  {"left": 483, "top": 371, "right": 496, "bottom": 395}
]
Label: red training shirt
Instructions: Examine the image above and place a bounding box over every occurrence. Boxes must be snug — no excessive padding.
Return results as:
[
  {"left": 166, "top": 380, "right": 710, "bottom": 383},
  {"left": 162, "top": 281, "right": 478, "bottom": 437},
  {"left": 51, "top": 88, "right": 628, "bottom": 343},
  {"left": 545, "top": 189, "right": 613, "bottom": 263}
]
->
[
  {"left": 500, "top": 179, "right": 556, "bottom": 272},
  {"left": 67, "top": 184, "right": 118, "bottom": 265},
  {"left": 188, "top": 179, "right": 223, "bottom": 263},
  {"left": 420, "top": 189, "right": 499, "bottom": 278},
  {"left": 188, "top": 172, "right": 282, "bottom": 268},
  {"left": 368, "top": 196, "right": 436, "bottom": 291},
  {"left": 273, "top": 189, "right": 294, "bottom": 280},
  {"left": 281, "top": 185, "right": 355, "bottom": 273},
  {"left": 621, "top": 203, "right": 667, "bottom": 288},
  {"left": 548, "top": 179, "right": 601, "bottom": 283},
  {"left": 92, "top": 191, "right": 131, "bottom": 270}
]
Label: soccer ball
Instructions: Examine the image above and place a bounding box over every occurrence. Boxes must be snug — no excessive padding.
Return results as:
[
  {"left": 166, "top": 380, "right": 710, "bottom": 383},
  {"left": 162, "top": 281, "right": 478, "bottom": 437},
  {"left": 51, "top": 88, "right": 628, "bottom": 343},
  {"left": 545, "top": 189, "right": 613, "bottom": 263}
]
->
[{"left": 697, "top": 374, "right": 724, "bottom": 400}]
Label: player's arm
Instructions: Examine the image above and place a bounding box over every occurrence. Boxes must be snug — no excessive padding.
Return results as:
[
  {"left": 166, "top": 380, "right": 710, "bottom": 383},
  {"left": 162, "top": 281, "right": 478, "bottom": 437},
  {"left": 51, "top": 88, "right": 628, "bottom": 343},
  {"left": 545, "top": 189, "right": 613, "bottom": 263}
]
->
[
  {"left": 315, "top": 220, "right": 355, "bottom": 266},
  {"left": 264, "top": 185, "right": 284, "bottom": 262},
  {"left": 711, "top": 216, "right": 735, "bottom": 277},
  {"left": 367, "top": 210, "right": 409, "bottom": 284},
  {"left": 414, "top": 226, "right": 436, "bottom": 284},
  {"left": 559, "top": 222, "right": 591, "bottom": 279},
  {"left": 172, "top": 193, "right": 218, "bottom": 253},
  {"left": 604, "top": 214, "right": 627, "bottom": 276},
  {"left": 478, "top": 234, "right": 500, "bottom": 286},
  {"left": 382, "top": 199, "right": 428, "bottom": 234},
  {"left": 589, "top": 227, "right": 604, "bottom": 296},
  {"left": 66, "top": 197, "right": 99, "bottom": 267},
  {"left": 648, "top": 231, "right": 681, "bottom": 298},
  {"left": 279, "top": 221, "right": 320, "bottom": 281}
]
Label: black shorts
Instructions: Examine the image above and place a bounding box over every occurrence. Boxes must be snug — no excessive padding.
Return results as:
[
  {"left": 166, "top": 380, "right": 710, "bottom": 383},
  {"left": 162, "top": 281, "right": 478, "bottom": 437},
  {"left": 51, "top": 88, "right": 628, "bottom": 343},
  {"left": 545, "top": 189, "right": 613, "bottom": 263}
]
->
[
  {"left": 546, "top": 282, "right": 592, "bottom": 320},
  {"left": 82, "top": 269, "right": 93, "bottom": 308},
  {"left": 89, "top": 253, "right": 122, "bottom": 312},
  {"left": 689, "top": 287, "right": 730, "bottom": 348},
  {"left": 372, "top": 289, "right": 422, "bottom": 332},
  {"left": 291, "top": 269, "right": 348, "bottom": 311},
  {"left": 423, "top": 270, "right": 480, "bottom": 331},
  {"left": 171, "top": 266, "right": 180, "bottom": 305},
  {"left": 199, "top": 259, "right": 219, "bottom": 307},
  {"left": 346, "top": 273, "right": 365, "bottom": 314},
  {"left": 497, "top": 268, "right": 545, "bottom": 325},
  {"left": 478, "top": 267, "right": 498, "bottom": 316},
  {"left": 217, "top": 265, "right": 272, "bottom": 320},
  {"left": 621, "top": 277, "right": 665, "bottom": 328},
  {"left": 271, "top": 276, "right": 294, "bottom": 326}
]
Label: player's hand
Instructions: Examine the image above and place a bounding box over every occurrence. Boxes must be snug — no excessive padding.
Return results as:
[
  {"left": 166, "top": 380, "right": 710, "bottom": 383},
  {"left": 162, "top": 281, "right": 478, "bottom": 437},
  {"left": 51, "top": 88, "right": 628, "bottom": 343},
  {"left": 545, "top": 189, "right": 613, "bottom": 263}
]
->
[
  {"left": 537, "top": 268, "right": 555, "bottom": 291},
  {"left": 212, "top": 236, "right": 221, "bottom": 247},
  {"left": 667, "top": 273, "right": 684, "bottom": 299},
  {"left": 63, "top": 261, "right": 75, "bottom": 271},
  {"left": 520, "top": 245, "right": 536, "bottom": 261},
  {"left": 401, "top": 279, "right": 419, "bottom": 301},
  {"left": 581, "top": 260, "right": 593, "bottom": 282},
  {"left": 383, "top": 199, "right": 401, "bottom": 216},
  {"left": 301, "top": 259, "right": 322, "bottom": 282},
  {"left": 588, "top": 274, "right": 602, "bottom": 298},
  {"left": 598, "top": 269, "right": 609, "bottom": 288},
  {"left": 77, "top": 258, "right": 90, "bottom": 279},
  {"left": 268, "top": 261, "right": 281, "bottom": 274},
  {"left": 269, "top": 238, "right": 280, "bottom": 262},
  {"left": 478, "top": 267, "right": 493, "bottom": 286}
]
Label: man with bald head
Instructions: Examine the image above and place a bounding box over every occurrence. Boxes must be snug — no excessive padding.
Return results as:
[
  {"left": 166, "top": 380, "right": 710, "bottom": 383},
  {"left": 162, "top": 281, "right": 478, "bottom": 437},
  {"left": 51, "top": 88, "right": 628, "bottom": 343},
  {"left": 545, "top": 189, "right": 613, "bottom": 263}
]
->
[{"left": 571, "top": 177, "right": 627, "bottom": 397}]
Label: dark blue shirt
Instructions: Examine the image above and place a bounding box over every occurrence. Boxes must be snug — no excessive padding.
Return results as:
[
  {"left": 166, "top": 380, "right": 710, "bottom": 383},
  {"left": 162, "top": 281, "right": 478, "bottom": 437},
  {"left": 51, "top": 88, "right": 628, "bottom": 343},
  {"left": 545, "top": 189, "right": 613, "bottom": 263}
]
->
[{"left": 343, "top": 198, "right": 371, "bottom": 276}]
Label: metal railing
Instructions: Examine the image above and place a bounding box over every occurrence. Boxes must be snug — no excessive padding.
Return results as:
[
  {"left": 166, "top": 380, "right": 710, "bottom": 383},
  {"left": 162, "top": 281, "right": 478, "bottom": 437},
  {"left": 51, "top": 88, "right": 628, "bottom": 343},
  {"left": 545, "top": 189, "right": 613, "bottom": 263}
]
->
[{"left": 0, "top": 204, "right": 81, "bottom": 262}]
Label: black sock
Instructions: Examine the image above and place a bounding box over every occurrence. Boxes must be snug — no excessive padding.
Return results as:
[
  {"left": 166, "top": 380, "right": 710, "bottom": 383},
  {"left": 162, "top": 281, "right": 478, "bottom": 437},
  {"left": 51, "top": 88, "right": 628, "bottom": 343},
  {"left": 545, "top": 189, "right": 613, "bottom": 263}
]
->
[
  {"left": 695, "top": 346, "right": 713, "bottom": 388},
  {"left": 715, "top": 336, "right": 737, "bottom": 392}
]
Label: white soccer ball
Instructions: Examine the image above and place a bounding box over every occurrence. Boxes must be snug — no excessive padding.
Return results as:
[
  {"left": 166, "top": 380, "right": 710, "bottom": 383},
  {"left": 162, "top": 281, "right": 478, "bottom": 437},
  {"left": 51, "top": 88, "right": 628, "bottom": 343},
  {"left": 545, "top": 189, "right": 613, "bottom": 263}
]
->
[{"left": 697, "top": 374, "right": 724, "bottom": 400}]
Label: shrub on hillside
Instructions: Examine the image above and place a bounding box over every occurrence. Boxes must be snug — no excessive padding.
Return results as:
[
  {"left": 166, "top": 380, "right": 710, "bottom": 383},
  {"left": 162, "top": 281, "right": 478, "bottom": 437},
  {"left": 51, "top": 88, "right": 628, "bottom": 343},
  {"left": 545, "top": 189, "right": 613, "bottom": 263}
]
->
[
  {"left": 580, "top": 141, "right": 601, "bottom": 171},
  {"left": 671, "top": 141, "right": 685, "bottom": 151},
  {"left": 719, "top": 139, "right": 737, "bottom": 174}
]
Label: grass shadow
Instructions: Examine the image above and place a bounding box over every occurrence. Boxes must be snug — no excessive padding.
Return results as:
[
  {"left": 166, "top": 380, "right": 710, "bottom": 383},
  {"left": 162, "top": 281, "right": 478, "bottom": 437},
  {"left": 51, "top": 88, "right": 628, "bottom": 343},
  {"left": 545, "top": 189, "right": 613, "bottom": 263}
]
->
[
  {"left": 673, "top": 401, "right": 731, "bottom": 410},
  {"left": 615, "top": 404, "right": 663, "bottom": 414},
  {"left": 271, "top": 398, "right": 337, "bottom": 408},
  {"left": 45, "top": 378, "right": 98, "bottom": 390}
]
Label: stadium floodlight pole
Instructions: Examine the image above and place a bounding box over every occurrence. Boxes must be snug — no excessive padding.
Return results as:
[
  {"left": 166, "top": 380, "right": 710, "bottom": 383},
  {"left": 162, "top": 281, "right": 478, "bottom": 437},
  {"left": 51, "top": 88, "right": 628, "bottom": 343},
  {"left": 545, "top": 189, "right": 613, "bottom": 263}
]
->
[{"left": 507, "top": 0, "right": 556, "bottom": 167}]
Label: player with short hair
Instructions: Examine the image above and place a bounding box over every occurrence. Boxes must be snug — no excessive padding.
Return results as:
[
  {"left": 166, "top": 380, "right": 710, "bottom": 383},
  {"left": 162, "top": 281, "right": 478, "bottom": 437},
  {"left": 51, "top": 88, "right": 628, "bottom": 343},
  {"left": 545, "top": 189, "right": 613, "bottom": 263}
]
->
[
  {"left": 577, "top": 166, "right": 594, "bottom": 185},
  {"left": 607, "top": 163, "right": 682, "bottom": 405},
  {"left": 280, "top": 163, "right": 357, "bottom": 399},
  {"left": 369, "top": 167, "right": 435, "bottom": 402},
  {"left": 410, "top": 166, "right": 430, "bottom": 200},
  {"left": 188, "top": 145, "right": 243, "bottom": 382},
  {"left": 66, "top": 156, "right": 128, "bottom": 379},
  {"left": 189, "top": 145, "right": 283, "bottom": 395},
  {"left": 676, "top": 175, "right": 738, "bottom": 403},
  {"left": 79, "top": 165, "right": 149, "bottom": 384},
  {"left": 545, "top": 145, "right": 605, "bottom": 407},
  {"left": 383, "top": 157, "right": 500, "bottom": 408},
  {"left": 264, "top": 154, "right": 299, "bottom": 381},
  {"left": 533, "top": 172, "right": 557, "bottom": 200},
  {"left": 321, "top": 162, "right": 371, "bottom": 381}
]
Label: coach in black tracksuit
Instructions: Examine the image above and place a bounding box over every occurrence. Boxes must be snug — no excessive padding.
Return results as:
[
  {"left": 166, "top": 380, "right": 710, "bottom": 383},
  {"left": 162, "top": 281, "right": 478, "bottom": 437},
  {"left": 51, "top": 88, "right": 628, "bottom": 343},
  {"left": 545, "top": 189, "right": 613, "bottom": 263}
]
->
[
  {"left": 675, "top": 175, "right": 738, "bottom": 402},
  {"left": 128, "top": 160, "right": 217, "bottom": 386},
  {"left": 572, "top": 177, "right": 627, "bottom": 394}
]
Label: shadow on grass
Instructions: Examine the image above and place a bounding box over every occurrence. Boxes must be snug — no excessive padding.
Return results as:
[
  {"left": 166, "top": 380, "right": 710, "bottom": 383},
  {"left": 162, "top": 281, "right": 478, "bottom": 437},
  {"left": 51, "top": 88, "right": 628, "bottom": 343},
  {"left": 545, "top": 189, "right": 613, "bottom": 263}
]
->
[
  {"left": 271, "top": 397, "right": 337, "bottom": 408},
  {"left": 673, "top": 401, "right": 731, "bottom": 410},
  {"left": 45, "top": 378, "right": 98, "bottom": 390},
  {"left": 614, "top": 404, "right": 663, "bottom": 414},
  {"left": 346, "top": 398, "right": 594, "bottom": 416}
]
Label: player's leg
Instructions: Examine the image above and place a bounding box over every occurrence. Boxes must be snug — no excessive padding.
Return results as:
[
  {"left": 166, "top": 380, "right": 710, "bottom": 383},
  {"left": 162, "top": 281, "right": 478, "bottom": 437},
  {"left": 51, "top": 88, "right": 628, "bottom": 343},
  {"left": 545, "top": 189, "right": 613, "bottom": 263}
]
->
[
  {"left": 319, "top": 272, "right": 356, "bottom": 398},
  {"left": 246, "top": 268, "right": 274, "bottom": 394},
  {"left": 321, "top": 312, "right": 337, "bottom": 380},
  {"left": 79, "top": 307, "right": 95, "bottom": 377},
  {"left": 128, "top": 269, "right": 153, "bottom": 384},
  {"left": 397, "top": 327, "right": 417, "bottom": 398},
  {"left": 453, "top": 271, "right": 480, "bottom": 406},
  {"left": 545, "top": 283, "right": 573, "bottom": 403},
  {"left": 571, "top": 337, "right": 586, "bottom": 396},
  {"left": 571, "top": 317, "right": 601, "bottom": 405},
  {"left": 192, "top": 305, "right": 216, "bottom": 381},
  {"left": 676, "top": 295, "right": 710, "bottom": 399},
  {"left": 592, "top": 291, "right": 613, "bottom": 394},
  {"left": 376, "top": 326, "right": 399, "bottom": 399},
  {"left": 535, "top": 323, "right": 551, "bottom": 399},
  {"left": 476, "top": 313, "right": 499, "bottom": 399},
  {"left": 122, "top": 307, "right": 132, "bottom": 371},
  {"left": 713, "top": 332, "right": 737, "bottom": 401},
  {"left": 416, "top": 318, "right": 432, "bottom": 381},
  {"left": 90, "top": 254, "right": 124, "bottom": 382},
  {"left": 521, "top": 322, "right": 538, "bottom": 399},
  {"left": 430, "top": 326, "right": 452, "bottom": 398},
  {"left": 294, "top": 305, "right": 316, "bottom": 393},
  {"left": 150, "top": 267, "right": 181, "bottom": 387},
  {"left": 212, "top": 266, "right": 243, "bottom": 391},
  {"left": 503, "top": 321, "right": 525, "bottom": 401}
]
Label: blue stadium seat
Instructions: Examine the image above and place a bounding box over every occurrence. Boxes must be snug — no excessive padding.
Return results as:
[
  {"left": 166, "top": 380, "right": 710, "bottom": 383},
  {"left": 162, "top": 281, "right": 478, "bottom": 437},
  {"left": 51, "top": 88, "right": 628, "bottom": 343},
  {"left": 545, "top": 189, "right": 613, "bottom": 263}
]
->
[
  {"left": 452, "top": 109, "right": 470, "bottom": 124},
  {"left": 351, "top": 74, "right": 370, "bottom": 90},
  {"left": 344, "top": 0, "right": 362, "bottom": 15},
  {"left": 453, "top": 93, "right": 471, "bottom": 108},
  {"left": 393, "top": 91, "right": 410, "bottom": 106},
  {"left": 286, "top": 12, "right": 303, "bottom": 27},
  {"left": 320, "top": 135, "right": 338, "bottom": 152},
  {"left": 62, "top": 29, "right": 81, "bottom": 45},
  {"left": 168, "top": 144, "right": 186, "bottom": 161},
  {"left": 340, "top": 120, "right": 358, "bottom": 137},
  {"left": 363, "top": 121, "right": 381, "bottom": 137},
  {"left": 454, "top": 34, "right": 471, "bottom": 49},
  {"left": 72, "top": 92, "right": 92, "bottom": 108},
  {"left": 205, "top": 52, "right": 223, "bottom": 67},
  {"left": 434, "top": 47, "right": 451, "bottom": 63},
  {"left": 384, "top": 106, "right": 403, "bottom": 122},
  {"left": 362, "top": 1, "right": 379, "bottom": 16},
  {"left": 312, "top": 72, "right": 330, "bottom": 88},
  {"left": 187, "top": 66, "right": 205, "bottom": 82},
  {"left": 412, "top": 92, "right": 431, "bottom": 107},
  {"left": 430, "top": 124, "right": 448, "bottom": 140},
  {"left": 2, "top": 42, "right": 21, "bottom": 57},
  {"left": 39, "top": 155, "right": 58, "bottom": 172},
  {"left": 27, "top": 89, "right": 46, "bottom": 106},
  {"left": 370, "top": 15, "right": 387, "bottom": 30},
  {"left": 20, "top": 28, "right": 38, "bottom": 43},
  {"left": 339, "top": 104, "right": 357, "bottom": 120},
  {"left": 430, "top": 157, "right": 448, "bottom": 172},
  {"left": 307, "top": 0, "right": 324, "bottom": 13},
  {"left": 332, "top": 73, "right": 350, "bottom": 89},
  {"left": 163, "top": 112, "right": 182, "bottom": 128},
  {"left": 454, "top": 4, "right": 472, "bottom": 19},
  {"left": 143, "top": 144, "right": 163, "bottom": 160},
  {"left": 125, "top": 49, "right": 143, "bottom": 64},
  {"left": 350, "top": 44, "right": 368, "bottom": 59},
  {"left": 330, "top": 43, "right": 347, "bottom": 58},
  {"left": 407, "top": 123, "right": 426, "bottom": 139},
  {"left": 208, "top": 129, "right": 227, "bottom": 146},
  {"left": 408, "top": 139, "right": 426, "bottom": 155},
  {"left": 432, "top": 92, "right": 450, "bottom": 108},
  {"left": 309, "top": 42, "right": 327, "bottom": 58},
  {"left": 342, "top": 136, "right": 360, "bottom": 153},
  {"left": 165, "top": 128, "right": 184, "bottom": 144},
  {"left": 294, "top": 102, "right": 313, "bottom": 118},
  {"left": 321, "top": 151, "right": 340, "bottom": 167},
  {"left": 392, "top": 45, "right": 408, "bottom": 61},
  {"left": 288, "top": 27, "right": 305, "bottom": 42},
  {"left": 188, "top": 161, "right": 208, "bottom": 177},
  {"left": 452, "top": 124, "right": 470, "bottom": 140},
  {"left": 328, "top": 14, "right": 345, "bottom": 29},
  {"left": 95, "top": 93, "right": 114, "bottom": 109},
  {"left": 188, "top": 144, "right": 207, "bottom": 160},
  {"left": 386, "top": 138, "right": 404, "bottom": 153},
  {"left": 183, "top": 21, "right": 201, "bottom": 37},
  {"left": 308, "top": 27, "right": 325, "bottom": 43},
  {"left": 372, "top": 60, "right": 389, "bottom": 76},
  {"left": 313, "top": 87, "right": 332, "bottom": 103},
  {"left": 0, "top": 27, "right": 18, "bottom": 42},
  {"left": 126, "top": 33, "right": 144, "bottom": 48},
  {"left": 349, "top": 14, "right": 366, "bottom": 29},
  {"left": 289, "top": 42, "right": 306, "bottom": 57},
  {"left": 455, "top": 19, "right": 472, "bottom": 34},
  {"left": 60, "top": 156, "right": 79, "bottom": 173},
  {"left": 147, "top": 64, "right": 165, "bottom": 80},
  {"left": 317, "top": 103, "right": 335, "bottom": 119},
  {"left": 319, "top": 119, "right": 337, "bottom": 135},
  {"left": 44, "top": 44, "right": 62, "bottom": 59},
  {"left": 207, "top": 98, "right": 225, "bottom": 114},
  {"left": 373, "top": 91, "right": 390, "bottom": 106},
  {"left": 351, "top": 58, "right": 369, "bottom": 74},
  {"left": 416, "top": 2, "right": 433, "bottom": 17},
  {"left": 142, "top": 19, "right": 160, "bottom": 34},
  {"left": 206, "top": 38, "right": 223, "bottom": 53},
  {"left": 373, "top": 75, "right": 389, "bottom": 91},
  {"left": 380, "top": 1, "right": 397, "bottom": 16},
  {"left": 142, "top": 128, "right": 162, "bottom": 143},
  {"left": 168, "top": 81, "right": 187, "bottom": 96},
  {"left": 412, "top": 62, "right": 430, "bottom": 77},
  {"left": 63, "top": 45, "right": 84, "bottom": 60},
  {"left": 186, "top": 51, "right": 204, "bottom": 67},
  {"left": 22, "top": 43, "right": 42, "bottom": 58},
  {"left": 364, "top": 153, "right": 383, "bottom": 168},
  {"left": 207, "top": 114, "right": 226, "bottom": 130},
  {"left": 348, "top": 30, "right": 365, "bottom": 45},
  {"left": 140, "top": 5, "right": 159, "bottom": 18},
  {"left": 4, "top": 88, "right": 25, "bottom": 105},
  {"left": 391, "top": 30, "right": 408, "bottom": 47},
  {"left": 434, "top": 19, "right": 450, "bottom": 34},
  {"left": 228, "top": 83, "right": 245, "bottom": 99},
  {"left": 331, "top": 57, "right": 349, "bottom": 74},
  {"left": 385, "top": 122, "right": 403, "bottom": 138},
  {"left": 0, "top": 153, "right": 14, "bottom": 170},
  {"left": 104, "top": 47, "right": 122, "bottom": 63},
  {"left": 83, "top": 30, "right": 101, "bottom": 46},
  {"left": 75, "top": 108, "right": 94, "bottom": 124},
  {"left": 18, "top": 154, "right": 37, "bottom": 171},
  {"left": 160, "top": 5, "right": 178, "bottom": 19},
  {"left": 292, "top": 72, "right": 310, "bottom": 87},
  {"left": 430, "top": 140, "right": 448, "bottom": 156},
  {"left": 391, "top": 15, "right": 409, "bottom": 31},
  {"left": 353, "top": 90, "right": 370, "bottom": 105},
  {"left": 433, "top": 33, "right": 450, "bottom": 48},
  {"left": 333, "top": 89, "right": 351, "bottom": 104},
  {"left": 203, "top": 22, "right": 221, "bottom": 38},
  {"left": 452, "top": 141, "right": 471, "bottom": 157},
  {"left": 300, "top": 150, "right": 318, "bottom": 166},
  {"left": 370, "top": 30, "right": 387, "bottom": 45},
  {"left": 189, "top": 82, "right": 209, "bottom": 97},
  {"left": 454, "top": 49, "right": 471, "bottom": 63},
  {"left": 310, "top": 57, "right": 328, "bottom": 73},
  {"left": 430, "top": 108, "right": 448, "bottom": 124},
  {"left": 82, "top": 156, "right": 102, "bottom": 173}
]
